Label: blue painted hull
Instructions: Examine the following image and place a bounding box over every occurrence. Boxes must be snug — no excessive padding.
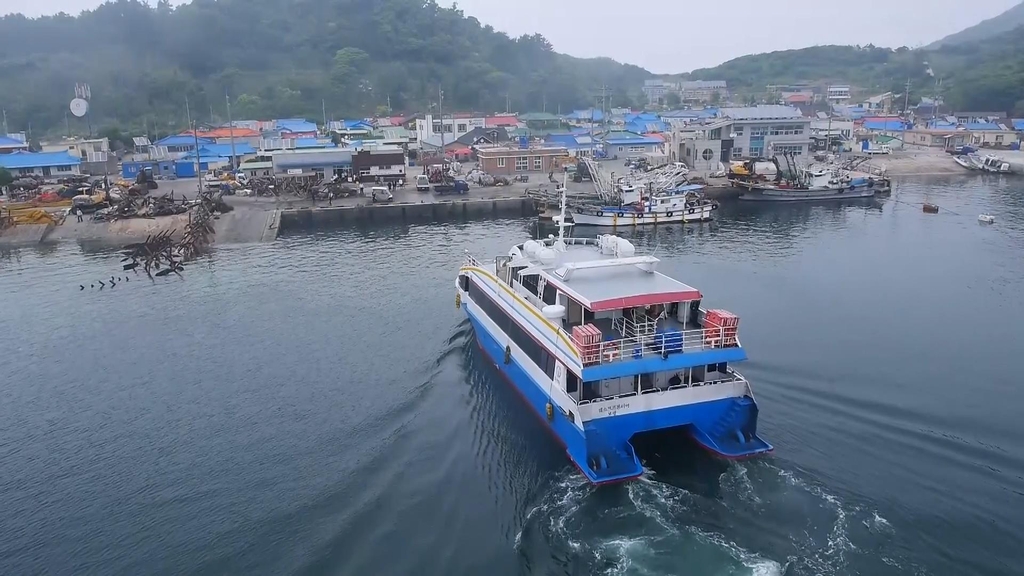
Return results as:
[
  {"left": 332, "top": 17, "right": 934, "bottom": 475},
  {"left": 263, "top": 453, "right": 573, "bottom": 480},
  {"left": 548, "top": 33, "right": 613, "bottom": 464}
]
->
[{"left": 464, "top": 304, "right": 772, "bottom": 485}]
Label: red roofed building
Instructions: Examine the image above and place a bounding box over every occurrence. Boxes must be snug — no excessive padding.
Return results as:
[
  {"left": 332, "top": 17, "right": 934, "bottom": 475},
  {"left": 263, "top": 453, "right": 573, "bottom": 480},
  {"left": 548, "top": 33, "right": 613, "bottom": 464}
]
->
[
  {"left": 185, "top": 127, "right": 262, "bottom": 147},
  {"left": 486, "top": 115, "right": 521, "bottom": 128}
]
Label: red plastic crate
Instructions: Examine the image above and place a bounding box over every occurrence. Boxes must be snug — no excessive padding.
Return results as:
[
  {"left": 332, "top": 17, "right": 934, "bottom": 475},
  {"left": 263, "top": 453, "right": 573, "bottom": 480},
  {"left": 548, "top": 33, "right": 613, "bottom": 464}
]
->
[{"left": 572, "top": 324, "right": 603, "bottom": 365}]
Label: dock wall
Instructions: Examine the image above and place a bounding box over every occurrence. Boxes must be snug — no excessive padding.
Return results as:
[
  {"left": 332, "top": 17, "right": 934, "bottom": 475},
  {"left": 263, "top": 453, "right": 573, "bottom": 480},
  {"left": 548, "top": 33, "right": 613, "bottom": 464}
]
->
[{"left": 278, "top": 197, "right": 537, "bottom": 232}]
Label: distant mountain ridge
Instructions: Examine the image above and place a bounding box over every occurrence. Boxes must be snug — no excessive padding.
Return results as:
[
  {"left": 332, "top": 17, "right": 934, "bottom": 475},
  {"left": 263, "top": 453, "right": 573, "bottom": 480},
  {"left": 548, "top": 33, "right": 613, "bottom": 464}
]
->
[{"left": 925, "top": 1, "right": 1024, "bottom": 49}]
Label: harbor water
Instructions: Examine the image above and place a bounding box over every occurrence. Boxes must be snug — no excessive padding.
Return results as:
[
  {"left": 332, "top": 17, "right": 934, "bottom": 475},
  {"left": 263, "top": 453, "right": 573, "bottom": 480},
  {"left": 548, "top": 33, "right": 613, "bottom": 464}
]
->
[{"left": 1, "top": 175, "right": 1022, "bottom": 575}]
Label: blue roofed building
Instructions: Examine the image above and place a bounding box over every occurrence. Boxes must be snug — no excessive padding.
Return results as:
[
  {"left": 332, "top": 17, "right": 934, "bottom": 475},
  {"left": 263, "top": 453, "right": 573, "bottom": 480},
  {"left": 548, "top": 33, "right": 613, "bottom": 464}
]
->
[
  {"left": 1012, "top": 119, "right": 1024, "bottom": 131},
  {"left": 545, "top": 134, "right": 600, "bottom": 157},
  {"left": 153, "top": 134, "right": 215, "bottom": 154},
  {"left": 275, "top": 118, "right": 318, "bottom": 138},
  {"left": 862, "top": 118, "right": 908, "bottom": 132},
  {"left": 564, "top": 109, "right": 605, "bottom": 124},
  {"left": 0, "top": 150, "right": 81, "bottom": 177},
  {"left": 0, "top": 134, "right": 30, "bottom": 154},
  {"left": 625, "top": 119, "right": 670, "bottom": 134},
  {"left": 602, "top": 130, "right": 664, "bottom": 158}
]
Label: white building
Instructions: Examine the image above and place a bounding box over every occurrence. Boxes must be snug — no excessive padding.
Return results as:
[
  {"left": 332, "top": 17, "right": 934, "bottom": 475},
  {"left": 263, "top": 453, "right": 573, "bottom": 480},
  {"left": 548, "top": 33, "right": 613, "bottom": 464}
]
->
[
  {"left": 826, "top": 84, "right": 851, "bottom": 103},
  {"left": 414, "top": 114, "right": 485, "bottom": 144}
]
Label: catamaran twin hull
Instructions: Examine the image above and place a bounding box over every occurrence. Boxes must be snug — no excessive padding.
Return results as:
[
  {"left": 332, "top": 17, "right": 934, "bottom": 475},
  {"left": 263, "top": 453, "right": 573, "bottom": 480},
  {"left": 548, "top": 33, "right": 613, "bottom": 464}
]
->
[
  {"left": 571, "top": 203, "right": 715, "bottom": 226},
  {"left": 456, "top": 235, "right": 772, "bottom": 485}
]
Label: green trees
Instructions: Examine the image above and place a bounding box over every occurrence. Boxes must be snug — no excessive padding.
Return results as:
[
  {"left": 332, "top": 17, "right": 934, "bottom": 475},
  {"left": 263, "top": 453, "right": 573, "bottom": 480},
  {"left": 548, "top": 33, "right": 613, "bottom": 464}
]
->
[
  {"left": 0, "top": 167, "right": 13, "bottom": 187},
  {"left": 0, "top": 0, "right": 651, "bottom": 135}
]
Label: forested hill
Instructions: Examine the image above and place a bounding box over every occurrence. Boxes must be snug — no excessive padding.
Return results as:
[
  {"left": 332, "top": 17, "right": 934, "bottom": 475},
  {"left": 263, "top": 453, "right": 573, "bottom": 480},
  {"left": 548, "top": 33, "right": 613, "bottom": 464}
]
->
[
  {"left": 925, "top": 1, "right": 1024, "bottom": 49},
  {"left": 0, "top": 0, "right": 651, "bottom": 136},
  {"left": 686, "top": 34, "right": 1024, "bottom": 115}
]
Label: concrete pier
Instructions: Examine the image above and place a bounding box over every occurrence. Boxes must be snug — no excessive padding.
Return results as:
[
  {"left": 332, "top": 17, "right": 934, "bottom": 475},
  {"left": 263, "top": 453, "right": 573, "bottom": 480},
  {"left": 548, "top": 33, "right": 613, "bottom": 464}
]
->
[
  {"left": 278, "top": 196, "right": 537, "bottom": 232},
  {"left": 0, "top": 223, "right": 53, "bottom": 245}
]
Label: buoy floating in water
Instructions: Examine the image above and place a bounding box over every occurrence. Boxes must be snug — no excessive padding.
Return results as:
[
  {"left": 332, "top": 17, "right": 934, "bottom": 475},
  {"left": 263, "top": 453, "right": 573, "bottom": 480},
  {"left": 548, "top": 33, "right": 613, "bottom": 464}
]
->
[
  {"left": 978, "top": 214, "right": 995, "bottom": 224},
  {"left": 923, "top": 203, "right": 939, "bottom": 214}
]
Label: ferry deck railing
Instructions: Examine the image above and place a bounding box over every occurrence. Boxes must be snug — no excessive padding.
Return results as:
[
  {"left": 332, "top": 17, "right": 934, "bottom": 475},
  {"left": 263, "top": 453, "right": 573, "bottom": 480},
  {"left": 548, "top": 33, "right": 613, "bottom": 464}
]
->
[
  {"left": 575, "top": 371, "right": 749, "bottom": 407},
  {"left": 578, "top": 318, "right": 739, "bottom": 366}
]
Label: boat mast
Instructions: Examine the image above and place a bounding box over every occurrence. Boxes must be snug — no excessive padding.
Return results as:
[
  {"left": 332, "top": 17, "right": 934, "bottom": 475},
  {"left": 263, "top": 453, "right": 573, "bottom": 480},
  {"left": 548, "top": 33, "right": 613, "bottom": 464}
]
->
[{"left": 556, "top": 168, "right": 568, "bottom": 245}]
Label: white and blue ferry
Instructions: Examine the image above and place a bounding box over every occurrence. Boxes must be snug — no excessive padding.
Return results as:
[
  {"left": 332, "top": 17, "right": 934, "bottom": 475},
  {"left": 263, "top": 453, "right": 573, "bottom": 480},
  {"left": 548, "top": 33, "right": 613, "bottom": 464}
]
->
[{"left": 456, "top": 198, "right": 772, "bottom": 484}]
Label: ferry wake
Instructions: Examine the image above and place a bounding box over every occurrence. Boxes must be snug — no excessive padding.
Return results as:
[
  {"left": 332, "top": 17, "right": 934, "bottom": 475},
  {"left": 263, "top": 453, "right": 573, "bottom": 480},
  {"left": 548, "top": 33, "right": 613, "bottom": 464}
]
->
[{"left": 455, "top": 190, "right": 772, "bottom": 484}]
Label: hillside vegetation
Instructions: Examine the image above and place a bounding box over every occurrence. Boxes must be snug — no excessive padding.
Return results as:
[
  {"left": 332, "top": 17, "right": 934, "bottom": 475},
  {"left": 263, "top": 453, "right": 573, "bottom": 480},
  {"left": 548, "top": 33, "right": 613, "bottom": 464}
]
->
[
  {"left": 686, "top": 30, "right": 1024, "bottom": 115},
  {"left": 925, "top": 1, "right": 1024, "bottom": 49},
  {"left": 0, "top": 0, "right": 650, "bottom": 136}
]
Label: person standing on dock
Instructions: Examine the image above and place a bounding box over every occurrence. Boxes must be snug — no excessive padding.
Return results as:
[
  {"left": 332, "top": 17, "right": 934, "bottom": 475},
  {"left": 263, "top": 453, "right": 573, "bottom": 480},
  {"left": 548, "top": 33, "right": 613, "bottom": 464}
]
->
[{"left": 75, "top": 207, "right": 83, "bottom": 223}]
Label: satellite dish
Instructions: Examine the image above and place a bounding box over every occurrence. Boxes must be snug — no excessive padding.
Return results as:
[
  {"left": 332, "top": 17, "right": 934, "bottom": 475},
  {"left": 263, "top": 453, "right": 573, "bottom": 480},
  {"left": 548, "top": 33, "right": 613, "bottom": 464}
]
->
[{"left": 70, "top": 98, "right": 89, "bottom": 118}]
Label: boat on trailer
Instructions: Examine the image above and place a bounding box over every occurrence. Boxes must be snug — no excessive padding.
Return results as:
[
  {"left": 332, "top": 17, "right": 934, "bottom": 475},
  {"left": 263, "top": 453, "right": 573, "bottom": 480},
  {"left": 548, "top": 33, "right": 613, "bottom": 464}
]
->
[
  {"left": 571, "top": 183, "right": 717, "bottom": 226},
  {"left": 456, "top": 191, "right": 772, "bottom": 484}
]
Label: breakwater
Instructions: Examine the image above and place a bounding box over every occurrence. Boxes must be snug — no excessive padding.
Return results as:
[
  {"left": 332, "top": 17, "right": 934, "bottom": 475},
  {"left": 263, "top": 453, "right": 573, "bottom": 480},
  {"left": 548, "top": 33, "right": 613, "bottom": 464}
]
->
[{"left": 277, "top": 196, "right": 537, "bottom": 232}]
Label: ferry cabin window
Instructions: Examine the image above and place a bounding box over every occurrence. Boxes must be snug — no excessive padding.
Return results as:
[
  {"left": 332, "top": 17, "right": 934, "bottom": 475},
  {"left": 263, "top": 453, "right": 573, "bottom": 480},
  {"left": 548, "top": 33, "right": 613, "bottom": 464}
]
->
[
  {"left": 469, "top": 278, "right": 557, "bottom": 380},
  {"left": 566, "top": 371, "right": 580, "bottom": 395},
  {"left": 542, "top": 283, "right": 557, "bottom": 305},
  {"left": 520, "top": 274, "right": 540, "bottom": 297}
]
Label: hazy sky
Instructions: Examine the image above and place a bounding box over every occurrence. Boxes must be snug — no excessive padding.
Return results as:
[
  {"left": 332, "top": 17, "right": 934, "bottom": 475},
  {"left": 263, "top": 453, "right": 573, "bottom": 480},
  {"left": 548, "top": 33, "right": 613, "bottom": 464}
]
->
[{"left": 4, "top": 0, "right": 1021, "bottom": 72}]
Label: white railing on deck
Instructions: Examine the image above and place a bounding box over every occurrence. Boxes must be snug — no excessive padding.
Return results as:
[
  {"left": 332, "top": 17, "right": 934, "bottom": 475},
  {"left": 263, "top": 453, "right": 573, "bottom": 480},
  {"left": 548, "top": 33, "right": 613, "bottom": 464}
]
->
[
  {"left": 578, "top": 324, "right": 739, "bottom": 366},
  {"left": 464, "top": 253, "right": 483, "bottom": 268},
  {"left": 576, "top": 372, "right": 748, "bottom": 406}
]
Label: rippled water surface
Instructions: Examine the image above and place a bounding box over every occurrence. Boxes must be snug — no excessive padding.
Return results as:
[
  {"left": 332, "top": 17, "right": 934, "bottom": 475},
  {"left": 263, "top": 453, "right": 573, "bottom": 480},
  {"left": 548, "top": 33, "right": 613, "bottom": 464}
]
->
[{"left": 2, "top": 175, "right": 1023, "bottom": 576}]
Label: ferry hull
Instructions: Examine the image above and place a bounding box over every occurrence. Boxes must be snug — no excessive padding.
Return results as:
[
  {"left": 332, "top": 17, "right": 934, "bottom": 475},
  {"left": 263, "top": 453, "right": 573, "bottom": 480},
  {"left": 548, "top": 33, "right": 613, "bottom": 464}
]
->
[
  {"left": 572, "top": 205, "right": 714, "bottom": 226},
  {"left": 463, "top": 299, "right": 771, "bottom": 485}
]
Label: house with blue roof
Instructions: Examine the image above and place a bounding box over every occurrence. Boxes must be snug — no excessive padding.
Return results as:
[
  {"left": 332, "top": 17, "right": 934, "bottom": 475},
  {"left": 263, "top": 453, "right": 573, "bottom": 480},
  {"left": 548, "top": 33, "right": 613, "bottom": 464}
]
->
[
  {"left": 545, "top": 134, "right": 601, "bottom": 157},
  {"left": 275, "top": 118, "right": 318, "bottom": 138},
  {"left": 0, "top": 134, "right": 29, "bottom": 154},
  {"left": 1011, "top": 119, "right": 1024, "bottom": 131},
  {"left": 0, "top": 150, "right": 81, "bottom": 177},
  {"left": 153, "top": 134, "right": 215, "bottom": 154},
  {"left": 601, "top": 130, "right": 664, "bottom": 158},
  {"left": 564, "top": 109, "right": 604, "bottom": 124},
  {"left": 328, "top": 120, "right": 374, "bottom": 137}
]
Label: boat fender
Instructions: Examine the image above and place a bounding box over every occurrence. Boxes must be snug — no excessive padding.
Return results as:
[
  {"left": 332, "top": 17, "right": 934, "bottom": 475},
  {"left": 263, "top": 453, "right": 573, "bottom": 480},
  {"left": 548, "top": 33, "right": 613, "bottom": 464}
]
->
[
  {"left": 455, "top": 292, "right": 461, "bottom": 308},
  {"left": 868, "top": 178, "right": 875, "bottom": 188},
  {"left": 545, "top": 402, "right": 554, "bottom": 421},
  {"left": 596, "top": 211, "right": 603, "bottom": 217},
  {"left": 735, "top": 429, "right": 746, "bottom": 445},
  {"left": 666, "top": 211, "right": 673, "bottom": 218},
  {"left": 688, "top": 208, "right": 695, "bottom": 214},
  {"left": 504, "top": 345, "right": 511, "bottom": 365},
  {"left": 849, "top": 184, "right": 856, "bottom": 192},
  {"left": 712, "top": 201, "right": 720, "bottom": 210}
]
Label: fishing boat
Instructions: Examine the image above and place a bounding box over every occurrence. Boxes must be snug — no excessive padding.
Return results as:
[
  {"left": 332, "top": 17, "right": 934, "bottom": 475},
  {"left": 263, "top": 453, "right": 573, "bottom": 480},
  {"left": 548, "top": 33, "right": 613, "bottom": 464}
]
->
[
  {"left": 571, "top": 183, "right": 716, "bottom": 226},
  {"left": 981, "top": 155, "right": 1011, "bottom": 173},
  {"left": 736, "top": 166, "right": 890, "bottom": 202},
  {"left": 456, "top": 190, "right": 772, "bottom": 484}
]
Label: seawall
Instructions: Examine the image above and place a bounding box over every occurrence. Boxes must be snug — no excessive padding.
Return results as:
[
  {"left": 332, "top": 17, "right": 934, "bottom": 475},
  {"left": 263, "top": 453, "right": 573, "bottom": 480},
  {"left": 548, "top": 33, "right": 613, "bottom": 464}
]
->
[{"left": 278, "top": 197, "right": 537, "bottom": 232}]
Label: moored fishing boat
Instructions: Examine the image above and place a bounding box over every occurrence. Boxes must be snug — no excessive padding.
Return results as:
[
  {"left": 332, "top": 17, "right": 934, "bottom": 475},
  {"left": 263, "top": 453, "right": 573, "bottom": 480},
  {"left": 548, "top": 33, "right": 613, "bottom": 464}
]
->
[
  {"left": 736, "top": 166, "right": 890, "bottom": 201},
  {"left": 571, "top": 183, "right": 717, "bottom": 226},
  {"left": 456, "top": 191, "right": 771, "bottom": 484}
]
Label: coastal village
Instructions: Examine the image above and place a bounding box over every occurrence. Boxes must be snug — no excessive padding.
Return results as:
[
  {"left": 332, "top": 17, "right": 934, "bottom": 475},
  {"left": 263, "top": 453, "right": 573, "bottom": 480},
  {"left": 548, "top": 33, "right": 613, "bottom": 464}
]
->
[{"left": 2, "top": 77, "right": 1023, "bottom": 246}]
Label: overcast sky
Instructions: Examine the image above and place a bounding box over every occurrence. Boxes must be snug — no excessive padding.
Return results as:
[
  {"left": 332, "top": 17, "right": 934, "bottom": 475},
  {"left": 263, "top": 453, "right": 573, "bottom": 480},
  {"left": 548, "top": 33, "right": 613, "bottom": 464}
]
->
[{"left": 4, "top": 0, "right": 1021, "bottom": 72}]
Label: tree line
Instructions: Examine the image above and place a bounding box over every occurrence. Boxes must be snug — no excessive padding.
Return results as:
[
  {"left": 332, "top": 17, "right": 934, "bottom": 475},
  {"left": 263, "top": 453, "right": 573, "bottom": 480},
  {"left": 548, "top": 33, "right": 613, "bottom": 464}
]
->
[{"left": 0, "top": 0, "right": 650, "bottom": 137}]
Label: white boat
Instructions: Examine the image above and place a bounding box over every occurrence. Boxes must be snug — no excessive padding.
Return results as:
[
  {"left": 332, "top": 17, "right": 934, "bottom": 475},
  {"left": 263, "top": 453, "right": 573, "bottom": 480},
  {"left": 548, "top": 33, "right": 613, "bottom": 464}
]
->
[
  {"left": 571, "top": 184, "right": 717, "bottom": 226},
  {"left": 981, "top": 155, "right": 1011, "bottom": 173},
  {"left": 954, "top": 154, "right": 981, "bottom": 170},
  {"left": 978, "top": 214, "right": 996, "bottom": 224},
  {"left": 455, "top": 188, "right": 772, "bottom": 484}
]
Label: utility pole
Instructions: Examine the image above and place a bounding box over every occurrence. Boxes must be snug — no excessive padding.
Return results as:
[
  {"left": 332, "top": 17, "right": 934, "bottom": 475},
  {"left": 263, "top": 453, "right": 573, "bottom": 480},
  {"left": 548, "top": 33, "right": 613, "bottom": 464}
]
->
[
  {"left": 901, "top": 78, "right": 910, "bottom": 149},
  {"left": 322, "top": 99, "right": 327, "bottom": 130},
  {"left": 438, "top": 85, "right": 445, "bottom": 160},
  {"left": 185, "top": 94, "right": 192, "bottom": 128},
  {"left": 65, "top": 111, "right": 71, "bottom": 139},
  {"left": 542, "top": 93, "right": 546, "bottom": 113},
  {"left": 193, "top": 121, "right": 204, "bottom": 196},
  {"left": 505, "top": 93, "right": 510, "bottom": 115},
  {"left": 2, "top": 108, "right": 8, "bottom": 136},
  {"left": 387, "top": 94, "right": 392, "bottom": 114},
  {"left": 226, "top": 94, "right": 237, "bottom": 171}
]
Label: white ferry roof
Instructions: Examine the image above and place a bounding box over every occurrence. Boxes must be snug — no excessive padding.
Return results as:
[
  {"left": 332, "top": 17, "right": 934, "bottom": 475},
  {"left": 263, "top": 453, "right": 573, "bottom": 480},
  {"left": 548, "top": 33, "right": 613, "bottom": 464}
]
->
[{"left": 528, "top": 242, "right": 702, "bottom": 311}]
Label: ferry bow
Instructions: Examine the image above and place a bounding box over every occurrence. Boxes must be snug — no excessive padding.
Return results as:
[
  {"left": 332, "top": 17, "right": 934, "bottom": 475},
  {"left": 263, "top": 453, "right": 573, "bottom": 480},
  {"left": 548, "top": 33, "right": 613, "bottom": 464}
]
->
[{"left": 456, "top": 192, "right": 771, "bottom": 484}]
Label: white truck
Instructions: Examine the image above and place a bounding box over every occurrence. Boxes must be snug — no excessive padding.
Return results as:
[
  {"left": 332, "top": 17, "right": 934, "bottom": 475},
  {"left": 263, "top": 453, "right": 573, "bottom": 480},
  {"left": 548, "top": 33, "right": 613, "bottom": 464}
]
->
[{"left": 861, "top": 142, "right": 892, "bottom": 155}]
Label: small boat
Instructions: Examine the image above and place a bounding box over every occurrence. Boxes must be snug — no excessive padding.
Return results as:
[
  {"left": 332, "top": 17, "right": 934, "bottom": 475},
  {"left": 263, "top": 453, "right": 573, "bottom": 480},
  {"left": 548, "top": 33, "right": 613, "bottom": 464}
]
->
[
  {"left": 978, "top": 214, "right": 995, "bottom": 223},
  {"left": 981, "top": 155, "right": 1011, "bottom": 173},
  {"left": 571, "top": 183, "right": 717, "bottom": 226},
  {"left": 456, "top": 187, "right": 772, "bottom": 484},
  {"left": 953, "top": 154, "right": 980, "bottom": 171}
]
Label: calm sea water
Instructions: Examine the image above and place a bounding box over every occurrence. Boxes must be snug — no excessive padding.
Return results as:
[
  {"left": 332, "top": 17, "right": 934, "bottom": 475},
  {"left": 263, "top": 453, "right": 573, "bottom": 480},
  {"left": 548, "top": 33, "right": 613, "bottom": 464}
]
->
[{"left": 2, "top": 175, "right": 1023, "bottom": 576}]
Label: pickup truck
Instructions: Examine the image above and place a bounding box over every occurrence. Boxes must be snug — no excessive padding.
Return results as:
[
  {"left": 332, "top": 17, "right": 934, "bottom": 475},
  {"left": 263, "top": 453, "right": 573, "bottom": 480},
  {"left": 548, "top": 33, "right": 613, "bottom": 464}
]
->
[{"left": 433, "top": 179, "right": 469, "bottom": 195}]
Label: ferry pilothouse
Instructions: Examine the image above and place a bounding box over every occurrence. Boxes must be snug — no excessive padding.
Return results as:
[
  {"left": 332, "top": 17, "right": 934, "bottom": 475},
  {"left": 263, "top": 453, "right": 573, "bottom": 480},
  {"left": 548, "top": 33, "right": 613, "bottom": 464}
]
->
[{"left": 455, "top": 192, "right": 772, "bottom": 483}]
